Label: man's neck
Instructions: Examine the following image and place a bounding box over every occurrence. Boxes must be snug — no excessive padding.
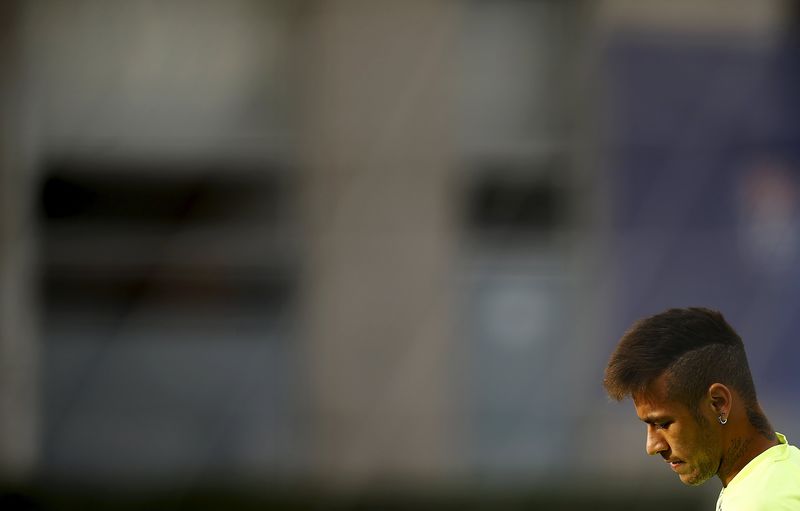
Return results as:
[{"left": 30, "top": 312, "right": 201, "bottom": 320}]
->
[{"left": 718, "top": 429, "right": 780, "bottom": 486}]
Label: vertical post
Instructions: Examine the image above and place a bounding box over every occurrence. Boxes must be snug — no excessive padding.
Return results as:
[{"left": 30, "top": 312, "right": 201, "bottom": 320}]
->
[
  {"left": 0, "top": 0, "right": 39, "bottom": 482},
  {"left": 295, "top": 0, "right": 459, "bottom": 488}
]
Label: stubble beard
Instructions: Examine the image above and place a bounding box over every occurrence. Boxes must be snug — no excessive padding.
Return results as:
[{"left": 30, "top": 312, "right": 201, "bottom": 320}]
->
[
  {"left": 679, "top": 416, "right": 720, "bottom": 486},
  {"left": 680, "top": 452, "right": 718, "bottom": 486}
]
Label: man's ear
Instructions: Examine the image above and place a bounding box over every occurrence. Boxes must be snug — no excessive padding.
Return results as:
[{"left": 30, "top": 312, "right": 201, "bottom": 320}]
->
[{"left": 708, "top": 383, "right": 732, "bottom": 419}]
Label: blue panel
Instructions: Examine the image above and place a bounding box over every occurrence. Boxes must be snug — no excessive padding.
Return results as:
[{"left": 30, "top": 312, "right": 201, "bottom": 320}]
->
[{"left": 607, "top": 34, "right": 800, "bottom": 400}]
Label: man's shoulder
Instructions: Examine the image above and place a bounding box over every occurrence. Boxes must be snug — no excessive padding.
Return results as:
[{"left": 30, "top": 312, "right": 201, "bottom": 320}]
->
[
  {"left": 722, "top": 444, "right": 800, "bottom": 509},
  {"left": 751, "top": 445, "right": 800, "bottom": 506},
  {"left": 753, "top": 443, "right": 800, "bottom": 481}
]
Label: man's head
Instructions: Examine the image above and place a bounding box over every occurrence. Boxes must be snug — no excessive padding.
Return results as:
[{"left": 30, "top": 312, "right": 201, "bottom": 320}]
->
[{"left": 604, "top": 307, "right": 764, "bottom": 485}]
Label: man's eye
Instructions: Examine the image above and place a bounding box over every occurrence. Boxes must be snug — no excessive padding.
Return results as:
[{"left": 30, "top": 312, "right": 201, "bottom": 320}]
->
[{"left": 656, "top": 422, "right": 672, "bottom": 430}]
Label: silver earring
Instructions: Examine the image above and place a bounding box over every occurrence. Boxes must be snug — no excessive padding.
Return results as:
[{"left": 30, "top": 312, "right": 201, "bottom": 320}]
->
[{"left": 718, "top": 415, "right": 728, "bottom": 425}]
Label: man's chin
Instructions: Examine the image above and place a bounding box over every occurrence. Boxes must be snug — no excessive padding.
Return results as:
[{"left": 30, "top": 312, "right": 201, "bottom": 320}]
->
[{"left": 678, "top": 471, "right": 712, "bottom": 487}]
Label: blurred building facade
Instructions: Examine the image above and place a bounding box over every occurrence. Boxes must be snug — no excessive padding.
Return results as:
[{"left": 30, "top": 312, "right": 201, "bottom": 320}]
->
[{"left": 0, "top": 0, "right": 798, "bottom": 507}]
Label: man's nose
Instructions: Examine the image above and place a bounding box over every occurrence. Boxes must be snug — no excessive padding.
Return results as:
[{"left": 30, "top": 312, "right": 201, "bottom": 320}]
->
[{"left": 646, "top": 427, "right": 667, "bottom": 456}]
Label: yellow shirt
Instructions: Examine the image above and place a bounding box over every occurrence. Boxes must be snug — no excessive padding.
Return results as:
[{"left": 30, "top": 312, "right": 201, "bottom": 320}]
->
[{"left": 716, "top": 433, "right": 800, "bottom": 510}]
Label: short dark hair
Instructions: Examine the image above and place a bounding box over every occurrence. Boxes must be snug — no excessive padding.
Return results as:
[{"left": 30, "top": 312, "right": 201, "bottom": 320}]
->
[{"left": 604, "top": 307, "right": 759, "bottom": 411}]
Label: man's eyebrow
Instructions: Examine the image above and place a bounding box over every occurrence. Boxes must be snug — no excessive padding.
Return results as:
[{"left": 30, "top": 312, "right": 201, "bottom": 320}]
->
[{"left": 639, "top": 414, "right": 671, "bottom": 424}]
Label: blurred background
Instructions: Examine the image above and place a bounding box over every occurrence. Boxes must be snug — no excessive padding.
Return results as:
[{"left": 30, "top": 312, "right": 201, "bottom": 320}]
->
[{"left": 1, "top": 0, "right": 799, "bottom": 509}]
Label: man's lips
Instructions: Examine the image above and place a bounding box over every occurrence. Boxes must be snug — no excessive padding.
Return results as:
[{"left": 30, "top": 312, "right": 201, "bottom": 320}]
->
[{"left": 666, "top": 459, "right": 684, "bottom": 471}]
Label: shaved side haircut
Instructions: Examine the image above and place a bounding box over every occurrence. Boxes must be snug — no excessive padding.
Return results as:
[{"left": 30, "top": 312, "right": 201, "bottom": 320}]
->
[{"left": 604, "top": 307, "right": 772, "bottom": 436}]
